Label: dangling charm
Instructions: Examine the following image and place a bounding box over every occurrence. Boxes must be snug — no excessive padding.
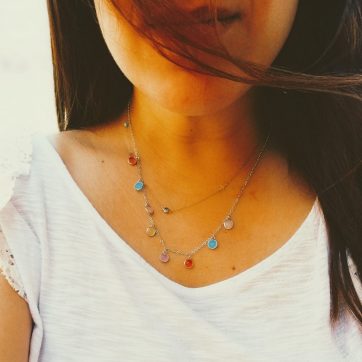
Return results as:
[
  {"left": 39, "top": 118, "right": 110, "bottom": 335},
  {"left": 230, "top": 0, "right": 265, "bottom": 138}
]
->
[
  {"left": 145, "top": 203, "right": 154, "bottom": 215},
  {"left": 207, "top": 237, "right": 218, "bottom": 249},
  {"left": 146, "top": 226, "right": 157, "bottom": 237},
  {"left": 128, "top": 153, "right": 138, "bottom": 166},
  {"left": 159, "top": 250, "right": 170, "bottom": 263},
  {"left": 162, "top": 207, "right": 171, "bottom": 214},
  {"left": 134, "top": 180, "right": 144, "bottom": 191},
  {"left": 184, "top": 257, "right": 194, "bottom": 269},
  {"left": 223, "top": 216, "right": 234, "bottom": 230}
]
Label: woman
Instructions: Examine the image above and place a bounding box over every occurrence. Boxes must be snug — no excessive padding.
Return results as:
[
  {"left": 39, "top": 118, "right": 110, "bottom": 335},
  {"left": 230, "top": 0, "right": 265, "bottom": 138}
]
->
[{"left": 0, "top": 0, "right": 361, "bottom": 360}]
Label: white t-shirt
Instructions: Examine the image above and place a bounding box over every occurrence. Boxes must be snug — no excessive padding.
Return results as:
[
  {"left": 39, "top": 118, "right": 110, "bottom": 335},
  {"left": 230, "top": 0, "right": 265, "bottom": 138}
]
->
[{"left": 0, "top": 131, "right": 361, "bottom": 362}]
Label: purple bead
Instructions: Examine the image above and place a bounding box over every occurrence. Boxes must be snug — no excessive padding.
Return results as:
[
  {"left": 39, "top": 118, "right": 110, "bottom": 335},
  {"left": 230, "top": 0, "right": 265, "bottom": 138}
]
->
[{"left": 159, "top": 251, "right": 170, "bottom": 263}]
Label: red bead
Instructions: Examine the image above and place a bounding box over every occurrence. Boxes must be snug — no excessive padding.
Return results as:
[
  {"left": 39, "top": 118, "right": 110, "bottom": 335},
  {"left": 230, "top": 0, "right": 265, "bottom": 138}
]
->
[
  {"left": 184, "top": 258, "right": 193, "bottom": 269},
  {"left": 128, "top": 154, "right": 138, "bottom": 166}
]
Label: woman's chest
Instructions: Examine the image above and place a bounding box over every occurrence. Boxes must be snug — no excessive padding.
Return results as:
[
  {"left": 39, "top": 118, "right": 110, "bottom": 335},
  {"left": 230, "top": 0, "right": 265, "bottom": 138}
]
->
[{"left": 48, "top": 131, "right": 317, "bottom": 289}]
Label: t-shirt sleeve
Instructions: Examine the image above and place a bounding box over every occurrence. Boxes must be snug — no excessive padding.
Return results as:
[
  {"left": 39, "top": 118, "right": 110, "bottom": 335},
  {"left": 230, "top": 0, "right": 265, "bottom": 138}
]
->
[{"left": 0, "top": 130, "right": 39, "bottom": 304}]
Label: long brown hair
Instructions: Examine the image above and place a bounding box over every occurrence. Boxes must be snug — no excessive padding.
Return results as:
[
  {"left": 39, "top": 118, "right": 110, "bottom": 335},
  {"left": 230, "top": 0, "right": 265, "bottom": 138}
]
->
[{"left": 46, "top": 0, "right": 362, "bottom": 325}]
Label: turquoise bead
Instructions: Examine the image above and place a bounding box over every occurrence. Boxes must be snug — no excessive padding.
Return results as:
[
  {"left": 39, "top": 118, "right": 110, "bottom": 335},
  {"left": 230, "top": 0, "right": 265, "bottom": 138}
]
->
[
  {"left": 134, "top": 180, "right": 144, "bottom": 191},
  {"left": 207, "top": 238, "right": 218, "bottom": 250}
]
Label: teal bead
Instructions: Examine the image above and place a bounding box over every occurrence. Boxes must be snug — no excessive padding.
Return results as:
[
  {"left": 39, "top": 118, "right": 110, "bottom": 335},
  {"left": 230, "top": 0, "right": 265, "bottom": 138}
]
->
[
  {"left": 207, "top": 238, "right": 218, "bottom": 250},
  {"left": 134, "top": 180, "right": 144, "bottom": 191}
]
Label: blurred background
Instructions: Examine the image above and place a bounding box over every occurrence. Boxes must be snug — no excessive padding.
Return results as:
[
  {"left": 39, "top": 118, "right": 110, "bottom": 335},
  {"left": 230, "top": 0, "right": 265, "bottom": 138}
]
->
[{"left": 0, "top": 1, "right": 57, "bottom": 135}]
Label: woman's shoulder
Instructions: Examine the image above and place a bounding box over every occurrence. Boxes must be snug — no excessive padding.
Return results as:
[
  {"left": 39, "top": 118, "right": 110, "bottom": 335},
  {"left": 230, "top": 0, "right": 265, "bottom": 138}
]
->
[
  {"left": 46, "top": 128, "right": 96, "bottom": 153},
  {"left": 0, "top": 128, "right": 95, "bottom": 304},
  {"left": 46, "top": 121, "right": 126, "bottom": 161},
  {"left": 46, "top": 127, "right": 113, "bottom": 173},
  {"left": 0, "top": 129, "right": 86, "bottom": 209}
]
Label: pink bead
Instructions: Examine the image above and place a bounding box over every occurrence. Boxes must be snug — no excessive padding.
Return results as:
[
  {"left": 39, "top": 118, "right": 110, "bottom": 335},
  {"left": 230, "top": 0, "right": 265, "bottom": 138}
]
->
[
  {"left": 160, "top": 251, "right": 170, "bottom": 263},
  {"left": 223, "top": 218, "right": 234, "bottom": 230}
]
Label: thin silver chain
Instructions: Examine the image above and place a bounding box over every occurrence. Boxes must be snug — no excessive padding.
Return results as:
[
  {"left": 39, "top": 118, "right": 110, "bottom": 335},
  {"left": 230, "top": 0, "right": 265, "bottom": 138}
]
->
[
  {"left": 146, "top": 142, "right": 256, "bottom": 213},
  {"left": 126, "top": 100, "right": 270, "bottom": 259}
]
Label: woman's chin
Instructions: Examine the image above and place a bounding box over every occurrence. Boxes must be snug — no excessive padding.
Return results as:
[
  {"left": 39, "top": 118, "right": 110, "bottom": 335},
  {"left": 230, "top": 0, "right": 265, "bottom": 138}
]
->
[{"left": 140, "top": 81, "right": 247, "bottom": 116}]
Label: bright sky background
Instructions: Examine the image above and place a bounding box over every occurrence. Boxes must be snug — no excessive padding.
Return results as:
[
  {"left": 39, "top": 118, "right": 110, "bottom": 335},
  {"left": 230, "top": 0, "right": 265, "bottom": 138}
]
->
[{"left": 0, "top": 1, "right": 57, "bottom": 135}]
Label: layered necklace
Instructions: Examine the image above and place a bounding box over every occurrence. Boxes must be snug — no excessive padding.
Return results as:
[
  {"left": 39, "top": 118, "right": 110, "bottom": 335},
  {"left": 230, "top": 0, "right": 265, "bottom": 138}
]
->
[{"left": 124, "top": 100, "right": 270, "bottom": 269}]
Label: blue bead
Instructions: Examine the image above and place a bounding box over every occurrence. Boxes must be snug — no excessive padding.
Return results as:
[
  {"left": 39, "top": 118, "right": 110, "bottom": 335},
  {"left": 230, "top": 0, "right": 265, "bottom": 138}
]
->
[
  {"left": 134, "top": 180, "right": 144, "bottom": 191},
  {"left": 207, "top": 238, "right": 218, "bottom": 250}
]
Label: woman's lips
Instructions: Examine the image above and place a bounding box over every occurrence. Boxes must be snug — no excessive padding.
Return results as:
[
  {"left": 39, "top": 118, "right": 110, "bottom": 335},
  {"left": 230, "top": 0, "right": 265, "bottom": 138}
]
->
[
  {"left": 198, "top": 12, "right": 243, "bottom": 26},
  {"left": 188, "top": 5, "right": 242, "bottom": 22},
  {"left": 146, "top": 5, "right": 244, "bottom": 30}
]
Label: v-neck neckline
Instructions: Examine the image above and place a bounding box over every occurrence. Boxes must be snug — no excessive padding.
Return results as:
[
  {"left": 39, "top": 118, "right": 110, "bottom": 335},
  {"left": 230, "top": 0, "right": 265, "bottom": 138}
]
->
[{"left": 34, "top": 132, "right": 322, "bottom": 297}]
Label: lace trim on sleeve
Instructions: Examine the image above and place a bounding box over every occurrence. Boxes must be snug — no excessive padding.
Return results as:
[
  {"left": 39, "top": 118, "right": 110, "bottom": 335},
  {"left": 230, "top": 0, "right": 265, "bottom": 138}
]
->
[
  {"left": 0, "top": 131, "right": 33, "bottom": 302},
  {"left": 0, "top": 228, "right": 27, "bottom": 301}
]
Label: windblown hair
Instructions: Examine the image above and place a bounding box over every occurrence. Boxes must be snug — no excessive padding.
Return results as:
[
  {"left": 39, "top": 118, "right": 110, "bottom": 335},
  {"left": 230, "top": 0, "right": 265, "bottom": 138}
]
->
[{"left": 46, "top": 0, "right": 362, "bottom": 325}]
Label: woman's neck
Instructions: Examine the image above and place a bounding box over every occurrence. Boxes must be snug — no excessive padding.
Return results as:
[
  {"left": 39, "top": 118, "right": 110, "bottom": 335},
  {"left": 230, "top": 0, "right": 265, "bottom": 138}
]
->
[{"left": 127, "top": 88, "right": 264, "bottom": 193}]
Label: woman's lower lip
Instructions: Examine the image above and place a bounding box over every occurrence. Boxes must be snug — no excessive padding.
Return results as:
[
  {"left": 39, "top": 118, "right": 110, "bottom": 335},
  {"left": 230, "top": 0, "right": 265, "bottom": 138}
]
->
[
  {"left": 186, "top": 5, "right": 241, "bottom": 20},
  {"left": 174, "top": 12, "right": 242, "bottom": 26},
  {"left": 147, "top": 9, "right": 244, "bottom": 29},
  {"left": 199, "top": 12, "right": 243, "bottom": 25}
]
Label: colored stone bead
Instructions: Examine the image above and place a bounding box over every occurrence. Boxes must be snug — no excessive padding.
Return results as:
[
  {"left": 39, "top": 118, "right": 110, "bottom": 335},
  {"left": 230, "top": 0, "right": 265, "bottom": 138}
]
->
[
  {"left": 162, "top": 207, "right": 170, "bottom": 214},
  {"left": 145, "top": 204, "right": 154, "bottom": 215},
  {"left": 134, "top": 180, "right": 144, "bottom": 191},
  {"left": 184, "top": 258, "right": 193, "bottom": 269},
  {"left": 207, "top": 238, "right": 218, "bottom": 249},
  {"left": 128, "top": 154, "right": 138, "bottom": 166},
  {"left": 223, "top": 217, "right": 234, "bottom": 230},
  {"left": 159, "top": 251, "right": 170, "bottom": 263},
  {"left": 146, "top": 226, "right": 157, "bottom": 237}
]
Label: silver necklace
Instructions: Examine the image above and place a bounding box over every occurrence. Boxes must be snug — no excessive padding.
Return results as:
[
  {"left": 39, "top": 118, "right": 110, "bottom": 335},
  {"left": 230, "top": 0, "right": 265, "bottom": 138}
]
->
[
  {"left": 124, "top": 100, "right": 270, "bottom": 269},
  {"left": 124, "top": 122, "right": 259, "bottom": 215},
  {"left": 141, "top": 138, "right": 259, "bottom": 215}
]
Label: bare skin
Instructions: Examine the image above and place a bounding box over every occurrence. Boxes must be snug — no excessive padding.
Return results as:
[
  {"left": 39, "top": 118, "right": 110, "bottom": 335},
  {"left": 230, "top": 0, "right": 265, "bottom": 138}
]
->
[{"left": 0, "top": 277, "right": 32, "bottom": 361}]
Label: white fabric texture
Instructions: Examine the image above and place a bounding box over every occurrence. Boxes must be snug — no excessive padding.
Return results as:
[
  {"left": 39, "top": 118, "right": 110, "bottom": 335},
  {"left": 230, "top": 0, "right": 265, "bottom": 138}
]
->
[{"left": 0, "top": 131, "right": 361, "bottom": 362}]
